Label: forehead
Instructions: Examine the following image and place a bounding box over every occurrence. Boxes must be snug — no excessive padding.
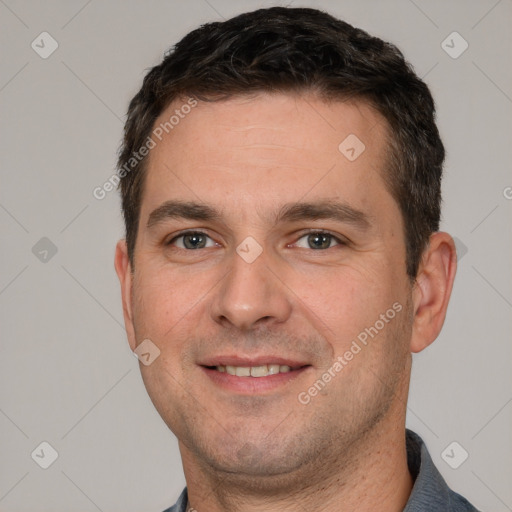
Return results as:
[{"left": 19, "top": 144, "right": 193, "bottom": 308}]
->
[{"left": 141, "top": 93, "right": 393, "bottom": 222}]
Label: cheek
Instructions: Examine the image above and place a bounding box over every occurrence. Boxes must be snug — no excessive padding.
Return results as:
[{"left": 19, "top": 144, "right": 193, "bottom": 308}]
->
[
  {"left": 131, "top": 266, "right": 211, "bottom": 350},
  {"left": 297, "top": 263, "right": 401, "bottom": 347}
]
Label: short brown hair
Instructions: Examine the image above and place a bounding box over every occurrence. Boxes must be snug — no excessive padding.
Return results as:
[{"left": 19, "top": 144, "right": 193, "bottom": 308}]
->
[{"left": 117, "top": 6, "right": 444, "bottom": 279}]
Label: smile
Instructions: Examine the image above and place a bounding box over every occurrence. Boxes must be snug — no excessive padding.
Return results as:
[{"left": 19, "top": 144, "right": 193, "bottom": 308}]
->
[
  {"left": 214, "top": 364, "right": 295, "bottom": 377},
  {"left": 201, "top": 361, "right": 311, "bottom": 394}
]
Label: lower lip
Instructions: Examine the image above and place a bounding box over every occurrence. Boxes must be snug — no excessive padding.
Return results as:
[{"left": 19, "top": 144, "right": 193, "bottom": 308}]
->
[{"left": 201, "top": 366, "right": 311, "bottom": 394}]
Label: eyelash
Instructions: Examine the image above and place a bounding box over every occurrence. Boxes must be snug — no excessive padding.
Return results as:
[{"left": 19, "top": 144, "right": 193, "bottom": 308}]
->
[{"left": 166, "top": 229, "right": 347, "bottom": 250}]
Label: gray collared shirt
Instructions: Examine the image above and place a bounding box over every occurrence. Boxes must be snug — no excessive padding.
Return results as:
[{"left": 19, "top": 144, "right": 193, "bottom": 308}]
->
[{"left": 163, "top": 429, "right": 480, "bottom": 512}]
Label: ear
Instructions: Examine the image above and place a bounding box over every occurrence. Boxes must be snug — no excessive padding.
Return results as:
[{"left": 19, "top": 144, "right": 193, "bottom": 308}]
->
[
  {"left": 410, "top": 232, "right": 457, "bottom": 353},
  {"left": 114, "top": 239, "right": 137, "bottom": 352}
]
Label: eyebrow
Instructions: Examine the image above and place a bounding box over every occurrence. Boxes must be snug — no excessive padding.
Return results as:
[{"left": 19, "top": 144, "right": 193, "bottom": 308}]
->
[
  {"left": 147, "top": 201, "right": 222, "bottom": 228},
  {"left": 275, "top": 201, "right": 371, "bottom": 230},
  {"left": 146, "top": 199, "right": 371, "bottom": 231}
]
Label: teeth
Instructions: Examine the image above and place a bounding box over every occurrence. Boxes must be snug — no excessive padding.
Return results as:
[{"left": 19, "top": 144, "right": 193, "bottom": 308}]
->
[
  {"left": 250, "top": 365, "right": 268, "bottom": 377},
  {"left": 268, "top": 364, "right": 280, "bottom": 375},
  {"left": 235, "top": 367, "right": 251, "bottom": 377},
  {"left": 216, "top": 364, "right": 293, "bottom": 377}
]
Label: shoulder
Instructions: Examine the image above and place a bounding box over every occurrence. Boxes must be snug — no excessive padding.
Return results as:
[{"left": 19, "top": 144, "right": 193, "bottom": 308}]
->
[
  {"left": 404, "top": 430, "right": 481, "bottom": 512},
  {"left": 162, "top": 487, "right": 188, "bottom": 512}
]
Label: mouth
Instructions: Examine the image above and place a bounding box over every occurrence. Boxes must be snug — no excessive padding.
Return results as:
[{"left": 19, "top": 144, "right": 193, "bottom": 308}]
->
[
  {"left": 200, "top": 358, "right": 312, "bottom": 394},
  {"left": 209, "top": 363, "right": 302, "bottom": 377}
]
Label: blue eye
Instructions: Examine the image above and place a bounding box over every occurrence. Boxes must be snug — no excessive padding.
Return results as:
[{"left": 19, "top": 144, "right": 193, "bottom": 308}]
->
[
  {"left": 294, "top": 232, "right": 343, "bottom": 250},
  {"left": 166, "top": 230, "right": 345, "bottom": 251},
  {"left": 168, "top": 232, "right": 216, "bottom": 250}
]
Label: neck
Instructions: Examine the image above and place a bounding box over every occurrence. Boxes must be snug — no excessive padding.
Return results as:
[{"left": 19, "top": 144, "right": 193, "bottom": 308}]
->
[{"left": 180, "top": 419, "right": 413, "bottom": 512}]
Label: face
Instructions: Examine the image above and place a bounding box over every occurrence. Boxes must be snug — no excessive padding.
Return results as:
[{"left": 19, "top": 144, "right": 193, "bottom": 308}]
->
[{"left": 117, "top": 93, "right": 417, "bottom": 482}]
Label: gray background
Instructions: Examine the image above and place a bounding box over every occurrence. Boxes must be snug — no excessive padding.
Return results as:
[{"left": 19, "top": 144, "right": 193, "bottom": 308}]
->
[{"left": 1, "top": 0, "right": 511, "bottom": 510}]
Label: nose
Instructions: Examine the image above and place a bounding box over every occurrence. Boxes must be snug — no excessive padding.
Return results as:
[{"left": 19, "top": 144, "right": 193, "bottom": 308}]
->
[{"left": 209, "top": 244, "right": 293, "bottom": 331}]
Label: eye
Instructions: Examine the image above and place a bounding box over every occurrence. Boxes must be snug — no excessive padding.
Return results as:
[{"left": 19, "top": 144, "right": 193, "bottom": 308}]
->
[
  {"left": 167, "top": 231, "right": 217, "bottom": 250},
  {"left": 294, "top": 231, "right": 344, "bottom": 250}
]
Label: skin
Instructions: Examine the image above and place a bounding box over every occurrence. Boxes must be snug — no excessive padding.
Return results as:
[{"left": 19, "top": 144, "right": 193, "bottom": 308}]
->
[{"left": 115, "top": 92, "right": 457, "bottom": 512}]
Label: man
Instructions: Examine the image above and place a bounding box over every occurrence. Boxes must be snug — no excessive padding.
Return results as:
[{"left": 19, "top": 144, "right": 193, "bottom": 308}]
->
[{"left": 114, "top": 7, "right": 480, "bottom": 512}]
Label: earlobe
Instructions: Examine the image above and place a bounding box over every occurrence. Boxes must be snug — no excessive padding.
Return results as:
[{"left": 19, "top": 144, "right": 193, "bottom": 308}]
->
[
  {"left": 410, "top": 232, "right": 457, "bottom": 353},
  {"left": 114, "top": 240, "right": 137, "bottom": 352}
]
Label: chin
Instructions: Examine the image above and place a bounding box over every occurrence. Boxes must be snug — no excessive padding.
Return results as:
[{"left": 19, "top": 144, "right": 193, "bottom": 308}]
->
[{"left": 189, "top": 429, "right": 311, "bottom": 482}]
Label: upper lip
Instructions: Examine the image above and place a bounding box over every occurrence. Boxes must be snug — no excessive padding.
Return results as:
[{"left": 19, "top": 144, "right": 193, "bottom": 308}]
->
[{"left": 199, "top": 355, "right": 310, "bottom": 368}]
